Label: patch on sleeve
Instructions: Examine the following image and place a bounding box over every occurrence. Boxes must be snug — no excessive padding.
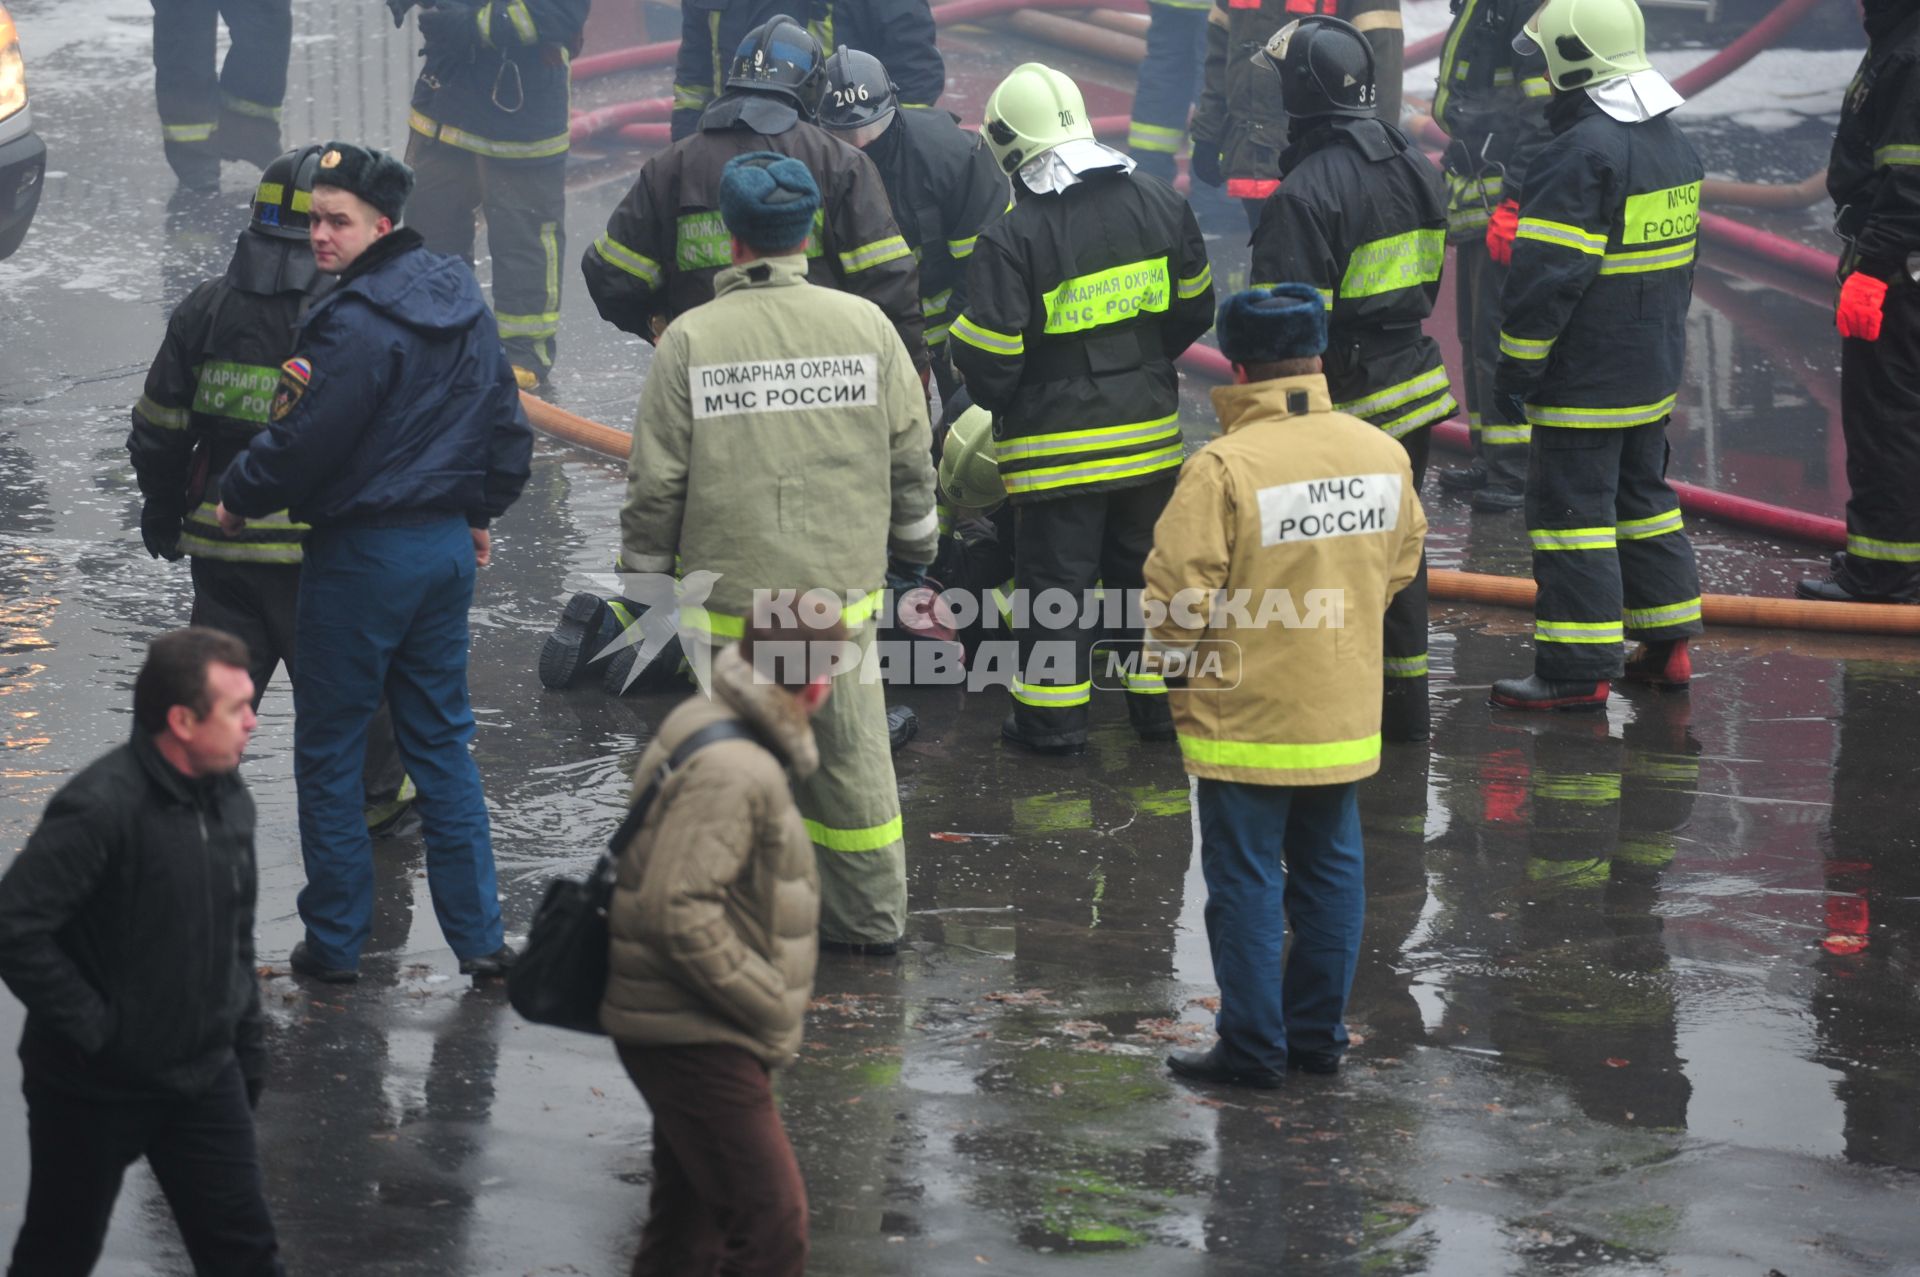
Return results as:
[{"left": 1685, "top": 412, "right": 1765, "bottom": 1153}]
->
[{"left": 270, "top": 357, "right": 312, "bottom": 422}]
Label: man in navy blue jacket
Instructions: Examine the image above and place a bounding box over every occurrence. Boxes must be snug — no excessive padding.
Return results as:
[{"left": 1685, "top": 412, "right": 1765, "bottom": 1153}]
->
[{"left": 218, "top": 141, "right": 533, "bottom": 985}]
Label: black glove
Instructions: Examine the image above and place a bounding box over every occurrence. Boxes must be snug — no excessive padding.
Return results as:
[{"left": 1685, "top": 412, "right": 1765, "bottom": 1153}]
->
[
  {"left": 417, "top": 2, "right": 480, "bottom": 47},
  {"left": 1189, "top": 144, "right": 1225, "bottom": 189},
  {"left": 887, "top": 557, "right": 930, "bottom": 593},
  {"left": 141, "top": 509, "right": 184, "bottom": 562},
  {"left": 1493, "top": 388, "right": 1528, "bottom": 427},
  {"left": 245, "top": 1076, "right": 265, "bottom": 1110}
]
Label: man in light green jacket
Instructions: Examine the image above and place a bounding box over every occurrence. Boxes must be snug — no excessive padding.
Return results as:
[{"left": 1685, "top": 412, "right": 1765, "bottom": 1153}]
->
[{"left": 622, "top": 151, "right": 939, "bottom": 953}]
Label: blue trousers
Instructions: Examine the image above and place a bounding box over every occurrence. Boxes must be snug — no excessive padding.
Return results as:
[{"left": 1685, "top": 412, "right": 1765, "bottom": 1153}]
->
[
  {"left": 293, "top": 518, "right": 503, "bottom": 968},
  {"left": 1128, "top": 3, "right": 1209, "bottom": 183},
  {"left": 1197, "top": 778, "right": 1365, "bottom": 1072}
]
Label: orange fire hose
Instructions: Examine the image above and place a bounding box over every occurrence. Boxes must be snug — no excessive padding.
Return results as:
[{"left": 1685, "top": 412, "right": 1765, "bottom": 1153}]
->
[
  {"left": 1702, "top": 169, "right": 1830, "bottom": 211},
  {"left": 1081, "top": 9, "right": 1151, "bottom": 37},
  {"left": 522, "top": 394, "right": 1920, "bottom": 638},
  {"left": 1000, "top": 11, "right": 1147, "bottom": 65},
  {"left": 1431, "top": 570, "right": 1920, "bottom": 638}
]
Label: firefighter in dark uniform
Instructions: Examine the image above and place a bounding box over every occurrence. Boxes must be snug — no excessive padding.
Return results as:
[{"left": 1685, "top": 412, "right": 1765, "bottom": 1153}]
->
[
  {"left": 151, "top": 0, "right": 291, "bottom": 189},
  {"left": 403, "top": 0, "right": 590, "bottom": 389},
  {"left": 671, "top": 0, "right": 944, "bottom": 140},
  {"left": 1430, "top": 0, "right": 1552, "bottom": 512},
  {"left": 127, "top": 147, "right": 412, "bottom": 833},
  {"left": 1799, "top": 0, "right": 1920, "bottom": 604},
  {"left": 951, "top": 63, "right": 1215, "bottom": 755},
  {"left": 1247, "top": 16, "right": 1452, "bottom": 743},
  {"left": 817, "top": 47, "right": 1007, "bottom": 401},
  {"left": 1128, "top": 0, "right": 1215, "bottom": 183},
  {"left": 1190, "top": 0, "right": 1403, "bottom": 227},
  {"left": 582, "top": 15, "right": 927, "bottom": 375},
  {"left": 1488, "top": 0, "right": 1703, "bottom": 711}
]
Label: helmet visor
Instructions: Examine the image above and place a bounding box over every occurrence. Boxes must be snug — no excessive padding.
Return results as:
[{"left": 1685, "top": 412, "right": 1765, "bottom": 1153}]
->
[
  {"left": 1252, "top": 19, "right": 1302, "bottom": 75},
  {"left": 1512, "top": 6, "right": 1544, "bottom": 57}
]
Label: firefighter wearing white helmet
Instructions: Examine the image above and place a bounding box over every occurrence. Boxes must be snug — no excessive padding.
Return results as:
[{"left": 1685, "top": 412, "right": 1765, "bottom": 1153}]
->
[
  {"left": 951, "top": 63, "right": 1216, "bottom": 755},
  {"left": 1488, "top": 0, "right": 1704, "bottom": 711}
]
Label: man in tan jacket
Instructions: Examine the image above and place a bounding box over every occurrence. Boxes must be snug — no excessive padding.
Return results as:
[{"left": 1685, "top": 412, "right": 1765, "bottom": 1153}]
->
[
  {"left": 601, "top": 615, "right": 842, "bottom": 1276},
  {"left": 1144, "top": 284, "right": 1425, "bottom": 1088}
]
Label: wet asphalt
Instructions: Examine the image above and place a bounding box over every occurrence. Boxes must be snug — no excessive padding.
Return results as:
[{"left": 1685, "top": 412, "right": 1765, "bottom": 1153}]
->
[{"left": 0, "top": 1, "right": 1917, "bottom": 1273}]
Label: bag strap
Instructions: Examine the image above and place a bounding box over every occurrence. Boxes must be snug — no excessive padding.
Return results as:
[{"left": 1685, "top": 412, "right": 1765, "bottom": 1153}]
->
[{"left": 603, "top": 719, "right": 763, "bottom": 863}]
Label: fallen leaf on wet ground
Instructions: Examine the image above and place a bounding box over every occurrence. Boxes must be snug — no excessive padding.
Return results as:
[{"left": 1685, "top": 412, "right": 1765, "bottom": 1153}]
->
[{"left": 983, "top": 989, "right": 1058, "bottom": 1006}]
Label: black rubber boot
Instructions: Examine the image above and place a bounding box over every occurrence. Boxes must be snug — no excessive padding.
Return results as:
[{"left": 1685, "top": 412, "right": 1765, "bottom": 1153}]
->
[
  {"left": 1470, "top": 486, "right": 1525, "bottom": 513},
  {"left": 887, "top": 704, "right": 919, "bottom": 752},
  {"left": 539, "top": 592, "right": 622, "bottom": 690},
  {"left": 1001, "top": 712, "right": 1087, "bottom": 756},
  {"left": 1490, "top": 674, "right": 1610, "bottom": 711},
  {"left": 1127, "top": 693, "right": 1176, "bottom": 742},
  {"left": 1382, "top": 676, "right": 1430, "bottom": 743},
  {"left": 1435, "top": 463, "right": 1489, "bottom": 492}
]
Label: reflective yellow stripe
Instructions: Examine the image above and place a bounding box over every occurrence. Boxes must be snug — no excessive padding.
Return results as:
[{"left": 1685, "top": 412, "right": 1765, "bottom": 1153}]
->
[
  {"left": 496, "top": 311, "right": 561, "bottom": 338},
  {"left": 1875, "top": 143, "right": 1920, "bottom": 167},
  {"left": 1178, "top": 731, "right": 1381, "bottom": 772},
  {"left": 951, "top": 315, "right": 1024, "bottom": 356},
  {"left": 1374, "top": 391, "right": 1458, "bottom": 440},
  {"left": 1042, "top": 258, "right": 1170, "bottom": 334},
  {"left": 1000, "top": 444, "right": 1184, "bottom": 496},
  {"left": 992, "top": 414, "right": 1180, "bottom": 464},
  {"left": 593, "top": 234, "right": 664, "bottom": 287},
  {"left": 1012, "top": 679, "right": 1092, "bottom": 707},
  {"left": 1122, "top": 668, "right": 1167, "bottom": 694},
  {"left": 926, "top": 323, "right": 950, "bottom": 346},
  {"left": 1127, "top": 120, "right": 1184, "bottom": 153},
  {"left": 1521, "top": 76, "right": 1551, "bottom": 98},
  {"left": 504, "top": 0, "right": 537, "bottom": 43},
  {"left": 1847, "top": 533, "right": 1920, "bottom": 563},
  {"left": 1534, "top": 618, "right": 1624, "bottom": 643},
  {"left": 163, "top": 122, "right": 217, "bottom": 143},
  {"left": 188, "top": 501, "right": 306, "bottom": 531},
  {"left": 1516, "top": 217, "right": 1607, "bottom": 256},
  {"left": 541, "top": 219, "right": 560, "bottom": 323},
  {"left": 1482, "top": 422, "right": 1532, "bottom": 445},
  {"left": 1334, "top": 365, "right": 1451, "bottom": 422},
  {"left": 1526, "top": 395, "right": 1676, "bottom": 428},
  {"left": 1316, "top": 286, "right": 1333, "bottom": 310},
  {"left": 135, "top": 396, "right": 191, "bottom": 430},
  {"left": 220, "top": 92, "right": 281, "bottom": 122},
  {"left": 1499, "top": 330, "right": 1554, "bottom": 361},
  {"left": 1384, "top": 654, "right": 1428, "bottom": 678},
  {"left": 686, "top": 588, "right": 886, "bottom": 640},
  {"left": 805, "top": 816, "right": 904, "bottom": 853},
  {"left": 1623, "top": 597, "right": 1702, "bottom": 628},
  {"left": 673, "top": 84, "right": 714, "bottom": 111},
  {"left": 177, "top": 536, "right": 304, "bottom": 563},
  {"left": 839, "top": 235, "right": 912, "bottom": 273},
  {"left": 1530, "top": 526, "right": 1618, "bottom": 552},
  {"left": 1449, "top": 206, "right": 1493, "bottom": 235},
  {"left": 921, "top": 288, "right": 953, "bottom": 319},
  {"left": 1339, "top": 228, "right": 1445, "bottom": 301},
  {"left": 1599, "top": 243, "right": 1696, "bottom": 276},
  {"left": 476, "top": 2, "right": 495, "bottom": 43},
  {"left": 1177, "top": 264, "right": 1213, "bottom": 300},
  {"left": 948, "top": 234, "right": 979, "bottom": 260},
  {"left": 1621, "top": 181, "right": 1701, "bottom": 246},
  {"left": 409, "top": 110, "right": 570, "bottom": 159},
  {"left": 254, "top": 181, "right": 308, "bottom": 213},
  {"left": 1617, "top": 508, "right": 1683, "bottom": 540},
  {"left": 1533, "top": 775, "right": 1621, "bottom": 804}
]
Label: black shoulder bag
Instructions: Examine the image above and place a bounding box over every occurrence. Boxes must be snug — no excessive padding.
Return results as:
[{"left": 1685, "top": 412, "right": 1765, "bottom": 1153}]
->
[{"left": 508, "top": 720, "right": 758, "bottom": 1034}]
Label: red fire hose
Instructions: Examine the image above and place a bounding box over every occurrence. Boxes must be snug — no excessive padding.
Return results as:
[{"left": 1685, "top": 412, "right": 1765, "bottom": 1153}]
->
[{"left": 1670, "top": 0, "right": 1827, "bottom": 99}]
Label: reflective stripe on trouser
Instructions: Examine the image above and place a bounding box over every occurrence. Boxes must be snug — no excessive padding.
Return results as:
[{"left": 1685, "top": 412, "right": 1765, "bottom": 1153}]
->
[
  {"left": 759, "top": 624, "right": 905, "bottom": 947},
  {"left": 1326, "top": 336, "right": 1456, "bottom": 441},
  {"left": 1382, "top": 429, "right": 1429, "bottom": 742},
  {"left": 1525, "top": 420, "right": 1701, "bottom": 681},
  {"left": 1837, "top": 277, "right": 1920, "bottom": 597},
  {"left": 1451, "top": 239, "right": 1531, "bottom": 486},
  {"left": 152, "top": 0, "right": 291, "bottom": 177},
  {"left": 1009, "top": 477, "right": 1177, "bottom": 745},
  {"left": 188, "top": 556, "right": 408, "bottom": 819},
  {"left": 1129, "top": 3, "right": 1208, "bottom": 161},
  {"left": 403, "top": 134, "right": 568, "bottom": 371},
  {"left": 293, "top": 519, "right": 504, "bottom": 969}
]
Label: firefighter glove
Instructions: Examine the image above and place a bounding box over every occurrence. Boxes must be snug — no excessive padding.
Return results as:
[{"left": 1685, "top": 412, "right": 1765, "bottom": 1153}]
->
[
  {"left": 1494, "top": 388, "right": 1528, "bottom": 428},
  {"left": 1486, "top": 198, "right": 1520, "bottom": 267},
  {"left": 1189, "top": 144, "right": 1224, "bottom": 189},
  {"left": 417, "top": 2, "right": 481, "bottom": 48},
  {"left": 1837, "top": 271, "right": 1887, "bottom": 342},
  {"left": 141, "top": 509, "right": 185, "bottom": 562}
]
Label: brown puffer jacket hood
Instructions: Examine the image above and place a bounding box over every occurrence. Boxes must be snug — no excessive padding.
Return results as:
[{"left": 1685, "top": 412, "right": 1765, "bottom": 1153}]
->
[{"left": 599, "top": 646, "right": 822, "bottom": 1067}]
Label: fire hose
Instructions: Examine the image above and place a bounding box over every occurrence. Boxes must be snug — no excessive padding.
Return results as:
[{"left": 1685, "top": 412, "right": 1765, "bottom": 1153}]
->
[{"left": 517, "top": 393, "right": 1911, "bottom": 635}]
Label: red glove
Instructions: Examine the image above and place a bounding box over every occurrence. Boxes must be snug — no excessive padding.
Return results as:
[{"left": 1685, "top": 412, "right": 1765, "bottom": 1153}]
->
[
  {"left": 1837, "top": 271, "right": 1887, "bottom": 342},
  {"left": 1486, "top": 199, "right": 1521, "bottom": 267}
]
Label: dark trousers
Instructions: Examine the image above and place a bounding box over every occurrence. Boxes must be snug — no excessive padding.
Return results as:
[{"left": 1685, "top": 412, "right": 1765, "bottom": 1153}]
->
[
  {"left": 190, "top": 556, "right": 408, "bottom": 817},
  {"left": 405, "top": 134, "right": 568, "bottom": 375},
  {"left": 1452, "top": 238, "right": 1530, "bottom": 491},
  {"left": 618, "top": 1044, "right": 807, "bottom": 1277},
  {"left": 1382, "top": 427, "right": 1431, "bottom": 741},
  {"left": 1197, "top": 779, "right": 1365, "bottom": 1073},
  {"left": 294, "top": 519, "right": 503, "bottom": 969},
  {"left": 1128, "top": 2, "right": 1207, "bottom": 178},
  {"left": 1010, "top": 477, "right": 1176, "bottom": 745},
  {"left": 150, "top": 0, "right": 290, "bottom": 182},
  {"left": 10, "top": 1060, "right": 282, "bottom": 1276},
  {"left": 1838, "top": 275, "right": 1920, "bottom": 598},
  {"left": 1526, "top": 420, "right": 1703, "bottom": 680}
]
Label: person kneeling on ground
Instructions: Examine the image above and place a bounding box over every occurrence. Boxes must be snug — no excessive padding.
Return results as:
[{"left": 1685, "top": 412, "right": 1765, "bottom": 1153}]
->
[{"left": 601, "top": 611, "right": 843, "bottom": 1276}]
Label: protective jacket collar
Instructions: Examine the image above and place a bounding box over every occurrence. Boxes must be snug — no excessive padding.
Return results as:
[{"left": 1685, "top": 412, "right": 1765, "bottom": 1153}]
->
[
  {"left": 714, "top": 253, "right": 810, "bottom": 296},
  {"left": 1209, "top": 373, "right": 1335, "bottom": 436},
  {"left": 1015, "top": 139, "right": 1134, "bottom": 195},
  {"left": 1585, "top": 69, "right": 1683, "bottom": 123}
]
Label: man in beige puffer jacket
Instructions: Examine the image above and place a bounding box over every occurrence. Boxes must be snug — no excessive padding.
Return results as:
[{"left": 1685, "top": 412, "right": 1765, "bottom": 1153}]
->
[{"left": 601, "top": 624, "right": 834, "bottom": 1276}]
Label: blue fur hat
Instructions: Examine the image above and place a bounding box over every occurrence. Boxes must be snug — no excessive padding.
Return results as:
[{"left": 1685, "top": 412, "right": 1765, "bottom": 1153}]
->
[
  {"left": 718, "top": 152, "right": 821, "bottom": 252},
  {"left": 1215, "top": 284, "right": 1329, "bottom": 364}
]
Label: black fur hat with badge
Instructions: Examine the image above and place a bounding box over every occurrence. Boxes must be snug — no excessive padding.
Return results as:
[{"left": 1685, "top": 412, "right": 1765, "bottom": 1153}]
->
[
  {"left": 1215, "top": 284, "right": 1329, "bottom": 365},
  {"left": 311, "top": 141, "right": 415, "bottom": 223}
]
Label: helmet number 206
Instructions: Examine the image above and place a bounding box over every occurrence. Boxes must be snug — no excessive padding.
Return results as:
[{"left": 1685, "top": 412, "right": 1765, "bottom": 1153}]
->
[{"left": 833, "top": 84, "right": 871, "bottom": 107}]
